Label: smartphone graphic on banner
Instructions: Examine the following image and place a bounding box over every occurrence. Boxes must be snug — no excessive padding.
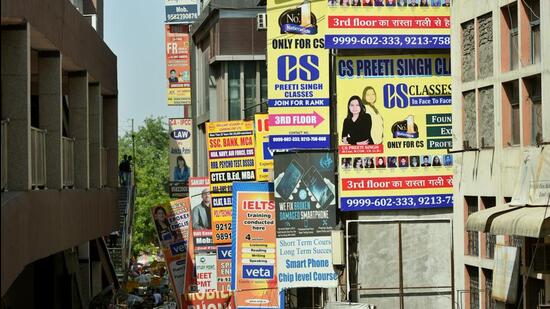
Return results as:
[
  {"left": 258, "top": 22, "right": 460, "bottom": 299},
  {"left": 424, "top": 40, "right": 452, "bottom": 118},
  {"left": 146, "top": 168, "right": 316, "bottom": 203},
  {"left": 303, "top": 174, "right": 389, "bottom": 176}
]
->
[
  {"left": 302, "top": 167, "right": 334, "bottom": 209},
  {"left": 276, "top": 160, "right": 304, "bottom": 200}
]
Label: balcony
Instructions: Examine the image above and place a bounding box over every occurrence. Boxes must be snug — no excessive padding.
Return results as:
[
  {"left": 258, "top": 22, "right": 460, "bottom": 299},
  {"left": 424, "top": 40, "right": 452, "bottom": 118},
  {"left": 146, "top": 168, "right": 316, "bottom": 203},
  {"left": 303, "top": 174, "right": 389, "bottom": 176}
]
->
[
  {"left": 30, "top": 127, "right": 47, "bottom": 188},
  {"left": 62, "top": 137, "right": 75, "bottom": 188},
  {"left": 1, "top": 120, "right": 8, "bottom": 191}
]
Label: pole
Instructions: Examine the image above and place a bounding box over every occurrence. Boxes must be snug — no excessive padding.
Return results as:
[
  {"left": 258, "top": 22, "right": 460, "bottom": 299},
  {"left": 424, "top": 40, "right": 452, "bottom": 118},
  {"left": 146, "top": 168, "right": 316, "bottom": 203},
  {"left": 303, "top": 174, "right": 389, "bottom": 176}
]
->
[{"left": 131, "top": 118, "right": 136, "bottom": 182}]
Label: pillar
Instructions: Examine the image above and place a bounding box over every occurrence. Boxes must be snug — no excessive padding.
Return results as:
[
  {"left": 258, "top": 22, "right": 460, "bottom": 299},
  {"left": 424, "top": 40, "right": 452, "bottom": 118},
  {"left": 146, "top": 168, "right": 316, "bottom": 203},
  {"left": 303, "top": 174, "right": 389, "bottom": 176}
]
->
[
  {"left": 88, "top": 83, "right": 102, "bottom": 188},
  {"left": 103, "top": 96, "right": 118, "bottom": 187},
  {"left": 1, "top": 24, "right": 31, "bottom": 191},
  {"left": 38, "top": 51, "right": 63, "bottom": 189},
  {"left": 68, "top": 71, "right": 89, "bottom": 189}
]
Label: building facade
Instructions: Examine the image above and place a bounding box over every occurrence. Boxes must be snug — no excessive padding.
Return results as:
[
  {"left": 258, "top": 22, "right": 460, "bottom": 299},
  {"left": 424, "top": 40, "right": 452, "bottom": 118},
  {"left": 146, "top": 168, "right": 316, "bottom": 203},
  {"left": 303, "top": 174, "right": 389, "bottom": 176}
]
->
[
  {"left": 1, "top": 0, "right": 120, "bottom": 307},
  {"left": 451, "top": 0, "right": 549, "bottom": 308}
]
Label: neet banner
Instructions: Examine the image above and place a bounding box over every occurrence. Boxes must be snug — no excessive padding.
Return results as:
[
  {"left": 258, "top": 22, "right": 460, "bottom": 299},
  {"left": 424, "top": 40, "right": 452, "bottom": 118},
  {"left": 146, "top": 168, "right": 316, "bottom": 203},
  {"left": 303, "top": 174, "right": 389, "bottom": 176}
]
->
[
  {"left": 169, "top": 118, "right": 193, "bottom": 198},
  {"left": 189, "top": 177, "right": 214, "bottom": 253},
  {"left": 165, "top": 0, "right": 199, "bottom": 24},
  {"left": 206, "top": 120, "right": 256, "bottom": 244},
  {"left": 325, "top": 1, "right": 451, "bottom": 49},
  {"left": 255, "top": 114, "right": 274, "bottom": 182},
  {"left": 165, "top": 24, "right": 191, "bottom": 106},
  {"left": 336, "top": 54, "right": 453, "bottom": 211},
  {"left": 195, "top": 253, "right": 218, "bottom": 292},
  {"left": 267, "top": 0, "right": 330, "bottom": 150},
  {"left": 274, "top": 152, "right": 337, "bottom": 238},
  {"left": 231, "top": 182, "right": 279, "bottom": 309}
]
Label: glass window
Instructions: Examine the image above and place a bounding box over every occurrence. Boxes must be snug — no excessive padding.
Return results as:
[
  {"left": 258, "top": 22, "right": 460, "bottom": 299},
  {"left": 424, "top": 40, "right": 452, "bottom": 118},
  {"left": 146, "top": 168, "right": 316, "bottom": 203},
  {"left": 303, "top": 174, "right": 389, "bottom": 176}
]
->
[
  {"left": 466, "top": 196, "right": 479, "bottom": 257},
  {"left": 504, "top": 80, "right": 520, "bottom": 145},
  {"left": 525, "top": 75, "right": 542, "bottom": 145},
  {"left": 503, "top": 3, "right": 519, "bottom": 70},
  {"left": 228, "top": 62, "right": 241, "bottom": 120},
  {"left": 468, "top": 266, "right": 480, "bottom": 309},
  {"left": 525, "top": 0, "right": 540, "bottom": 64},
  {"left": 244, "top": 62, "right": 257, "bottom": 120}
]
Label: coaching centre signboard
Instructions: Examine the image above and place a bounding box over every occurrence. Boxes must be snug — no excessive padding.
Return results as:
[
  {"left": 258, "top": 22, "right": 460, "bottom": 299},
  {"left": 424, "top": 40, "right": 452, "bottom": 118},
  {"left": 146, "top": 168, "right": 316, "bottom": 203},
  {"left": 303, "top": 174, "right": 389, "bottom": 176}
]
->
[
  {"left": 169, "top": 118, "right": 193, "bottom": 198},
  {"left": 165, "top": 24, "right": 191, "bottom": 106},
  {"left": 325, "top": 1, "right": 451, "bottom": 49},
  {"left": 206, "top": 120, "right": 256, "bottom": 244},
  {"left": 231, "top": 182, "right": 280, "bottom": 308},
  {"left": 274, "top": 151, "right": 338, "bottom": 288},
  {"left": 255, "top": 114, "right": 274, "bottom": 182},
  {"left": 267, "top": 0, "right": 330, "bottom": 150},
  {"left": 336, "top": 54, "right": 453, "bottom": 211},
  {"left": 165, "top": 0, "right": 199, "bottom": 24}
]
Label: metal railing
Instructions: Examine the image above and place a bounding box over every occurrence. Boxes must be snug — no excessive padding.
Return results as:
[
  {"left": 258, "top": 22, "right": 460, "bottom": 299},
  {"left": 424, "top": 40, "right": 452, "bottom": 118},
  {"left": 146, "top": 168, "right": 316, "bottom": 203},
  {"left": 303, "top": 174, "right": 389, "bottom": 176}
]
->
[
  {"left": 486, "top": 233, "right": 496, "bottom": 259},
  {"left": 468, "top": 231, "right": 479, "bottom": 256},
  {"left": 100, "top": 147, "right": 108, "bottom": 187},
  {"left": 1, "top": 120, "right": 8, "bottom": 191},
  {"left": 31, "top": 127, "right": 47, "bottom": 188},
  {"left": 62, "top": 137, "right": 75, "bottom": 188}
]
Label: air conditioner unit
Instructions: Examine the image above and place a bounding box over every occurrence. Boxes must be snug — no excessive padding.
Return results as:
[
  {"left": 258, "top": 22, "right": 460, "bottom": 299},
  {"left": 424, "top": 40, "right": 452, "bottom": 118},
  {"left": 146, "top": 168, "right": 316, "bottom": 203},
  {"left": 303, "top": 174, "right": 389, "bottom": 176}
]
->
[{"left": 257, "top": 13, "right": 267, "bottom": 30}]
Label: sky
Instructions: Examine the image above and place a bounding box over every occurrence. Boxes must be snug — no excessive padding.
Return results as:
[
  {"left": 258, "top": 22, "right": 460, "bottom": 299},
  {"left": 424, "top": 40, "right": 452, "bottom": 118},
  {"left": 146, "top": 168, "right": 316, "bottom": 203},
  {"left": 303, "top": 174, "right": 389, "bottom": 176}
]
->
[{"left": 104, "top": 0, "right": 183, "bottom": 134}]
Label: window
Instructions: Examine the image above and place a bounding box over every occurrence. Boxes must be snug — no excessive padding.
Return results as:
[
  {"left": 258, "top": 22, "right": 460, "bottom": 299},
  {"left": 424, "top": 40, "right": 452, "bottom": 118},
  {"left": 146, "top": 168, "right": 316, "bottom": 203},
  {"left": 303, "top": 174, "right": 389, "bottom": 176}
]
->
[
  {"left": 478, "top": 87, "right": 494, "bottom": 147},
  {"left": 524, "top": 75, "right": 542, "bottom": 145},
  {"left": 502, "top": 3, "right": 518, "bottom": 71},
  {"left": 467, "top": 266, "right": 480, "bottom": 309},
  {"left": 463, "top": 91, "right": 477, "bottom": 148},
  {"left": 503, "top": 80, "right": 520, "bottom": 145},
  {"left": 481, "top": 197, "right": 496, "bottom": 259},
  {"left": 227, "top": 61, "right": 267, "bottom": 120},
  {"left": 477, "top": 13, "right": 493, "bottom": 79},
  {"left": 461, "top": 20, "right": 475, "bottom": 82},
  {"left": 484, "top": 270, "right": 494, "bottom": 309},
  {"left": 466, "top": 196, "right": 479, "bottom": 256},
  {"left": 525, "top": 0, "right": 540, "bottom": 64}
]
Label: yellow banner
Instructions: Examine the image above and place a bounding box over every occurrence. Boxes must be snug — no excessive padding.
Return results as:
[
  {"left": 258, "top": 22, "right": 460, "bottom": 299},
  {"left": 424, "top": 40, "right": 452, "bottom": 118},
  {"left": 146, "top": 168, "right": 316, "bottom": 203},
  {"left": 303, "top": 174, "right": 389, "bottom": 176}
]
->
[
  {"left": 336, "top": 54, "right": 453, "bottom": 211},
  {"left": 206, "top": 120, "right": 256, "bottom": 244},
  {"left": 267, "top": 0, "right": 330, "bottom": 150},
  {"left": 254, "top": 114, "right": 274, "bottom": 182}
]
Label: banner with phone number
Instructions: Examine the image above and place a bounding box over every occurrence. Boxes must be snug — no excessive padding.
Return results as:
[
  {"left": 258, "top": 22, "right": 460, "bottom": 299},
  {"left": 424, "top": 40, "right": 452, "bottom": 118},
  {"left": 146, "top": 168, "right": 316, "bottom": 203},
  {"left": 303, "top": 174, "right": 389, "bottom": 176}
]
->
[
  {"left": 231, "top": 182, "right": 280, "bottom": 308},
  {"left": 274, "top": 151, "right": 336, "bottom": 238},
  {"left": 267, "top": 0, "right": 330, "bottom": 150},
  {"left": 325, "top": 2, "right": 450, "bottom": 49},
  {"left": 336, "top": 54, "right": 453, "bottom": 211},
  {"left": 255, "top": 114, "right": 274, "bottom": 182},
  {"left": 165, "top": 24, "right": 191, "bottom": 105},
  {"left": 206, "top": 120, "right": 256, "bottom": 244}
]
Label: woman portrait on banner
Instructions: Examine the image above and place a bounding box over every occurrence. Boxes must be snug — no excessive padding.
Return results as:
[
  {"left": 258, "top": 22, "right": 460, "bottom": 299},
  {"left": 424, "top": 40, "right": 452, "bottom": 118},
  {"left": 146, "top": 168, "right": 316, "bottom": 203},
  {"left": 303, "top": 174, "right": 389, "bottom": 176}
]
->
[
  {"left": 173, "top": 155, "right": 190, "bottom": 182},
  {"left": 341, "top": 95, "right": 373, "bottom": 145},
  {"left": 153, "top": 206, "right": 177, "bottom": 245},
  {"left": 362, "top": 86, "right": 384, "bottom": 144}
]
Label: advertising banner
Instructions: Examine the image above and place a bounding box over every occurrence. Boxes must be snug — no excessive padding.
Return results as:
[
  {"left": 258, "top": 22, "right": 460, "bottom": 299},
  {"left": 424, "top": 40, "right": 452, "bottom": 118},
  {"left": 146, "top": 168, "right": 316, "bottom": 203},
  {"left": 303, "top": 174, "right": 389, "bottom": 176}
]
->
[
  {"left": 195, "top": 253, "right": 218, "bottom": 292},
  {"left": 206, "top": 120, "right": 256, "bottom": 244},
  {"left": 336, "top": 54, "right": 453, "bottom": 211},
  {"left": 231, "top": 182, "right": 279, "bottom": 308},
  {"left": 267, "top": 0, "right": 330, "bottom": 150},
  {"left": 165, "top": 24, "right": 191, "bottom": 106},
  {"left": 182, "top": 291, "right": 234, "bottom": 308},
  {"left": 189, "top": 177, "right": 215, "bottom": 253},
  {"left": 169, "top": 118, "right": 193, "bottom": 198},
  {"left": 165, "top": 0, "right": 199, "bottom": 24},
  {"left": 325, "top": 1, "right": 451, "bottom": 49},
  {"left": 151, "top": 198, "right": 192, "bottom": 305},
  {"left": 277, "top": 236, "right": 338, "bottom": 288},
  {"left": 255, "top": 114, "right": 274, "bottom": 182},
  {"left": 217, "top": 245, "right": 233, "bottom": 291},
  {"left": 274, "top": 152, "right": 337, "bottom": 238}
]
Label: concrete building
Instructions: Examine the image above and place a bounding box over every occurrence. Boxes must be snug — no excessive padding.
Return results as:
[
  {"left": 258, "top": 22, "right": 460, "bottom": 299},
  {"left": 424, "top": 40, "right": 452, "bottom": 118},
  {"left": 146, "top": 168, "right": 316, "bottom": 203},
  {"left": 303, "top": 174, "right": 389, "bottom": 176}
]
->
[
  {"left": 190, "top": 0, "right": 267, "bottom": 177},
  {"left": 451, "top": 0, "right": 550, "bottom": 308},
  {"left": 1, "top": 0, "right": 121, "bottom": 307}
]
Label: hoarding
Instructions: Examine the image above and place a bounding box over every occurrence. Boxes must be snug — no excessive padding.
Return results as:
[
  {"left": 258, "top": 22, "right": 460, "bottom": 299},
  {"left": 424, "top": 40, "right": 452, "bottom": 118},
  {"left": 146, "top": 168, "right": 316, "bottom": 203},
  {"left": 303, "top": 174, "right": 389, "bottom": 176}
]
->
[
  {"left": 267, "top": 0, "right": 330, "bottom": 150},
  {"left": 165, "top": 24, "right": 191, "bottom": 106},
  {"left": 231, "top": 182, "right": 279, "bottom": 308},
  {"left": 325, "top": 1, "right": 451, "bottom": 49},
  {"left": 189, "top": 177, "right": 214, "bottom": 253},
  {"left": 336, "top": 54, "right": 453, "bottom": 211},
  {"left": 165, "top": 0, "right": 199, "bottom": 24},
  {"left": 255, "top": 114, "right": 274, "bottom": 182},
  {"left": 182, "top": 291, "right": 234, "bottom": 308},
  {"left": 274, "top": 152, "right": 337, "bottom": 237},
  {"left": 195, "top": 253, "right": 218, "bottom": 292},
  {"left": 169, "top": 118, "right": 193, "bottom": 197},
  {"left": 217, "top": 245, "right": 232, "bottom": 291}
]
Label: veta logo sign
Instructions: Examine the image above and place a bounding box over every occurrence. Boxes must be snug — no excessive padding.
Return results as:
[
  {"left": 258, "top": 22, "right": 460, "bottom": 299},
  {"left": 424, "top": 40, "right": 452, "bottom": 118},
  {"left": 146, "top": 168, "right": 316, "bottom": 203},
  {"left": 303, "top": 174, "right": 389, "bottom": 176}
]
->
[
  {"left": 278, "top": 1, "right": 318, "bottom": 35},
  {"left": 277, "top": 55, "right": 320, "bottom": 82},
  {"left": 242, "top": 265, "right": 274, "bottom": 279},
  {"left": 171, "top": 129, "right": 191, "bottom": 140}
]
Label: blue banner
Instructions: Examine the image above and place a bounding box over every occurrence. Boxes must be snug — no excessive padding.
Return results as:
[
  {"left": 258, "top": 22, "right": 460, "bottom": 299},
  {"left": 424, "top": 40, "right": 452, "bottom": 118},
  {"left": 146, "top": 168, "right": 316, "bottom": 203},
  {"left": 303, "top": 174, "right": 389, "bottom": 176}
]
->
[
  {"left": 325, "top": 34, "right": 451, "bottom": 49},
  {"left": 340, "top": 194, "right": 454, "bottom": 211}
]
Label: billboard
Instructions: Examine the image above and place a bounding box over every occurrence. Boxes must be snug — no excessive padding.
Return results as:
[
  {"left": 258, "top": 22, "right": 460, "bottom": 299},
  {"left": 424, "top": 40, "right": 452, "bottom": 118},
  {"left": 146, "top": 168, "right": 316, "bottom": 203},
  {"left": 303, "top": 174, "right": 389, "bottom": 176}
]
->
[
  {"left": 169, "top": 118, "right": 193, "bottom": 197},
  {"left": 217, "top": 245, "right": 232, "bottom": 291},
  {"left": 206, "top": 120, "right": 256, "bottom": 244},
  {"left": 274, "top": 152, "right": 337, "bottom": 238},
  {"left": 231, "top": 182, "right": 279, "bottom": 308},
  {"left": 165, "top": 0, "right": 199, "bottom": 24},
  {"left": 336, "top": 54, "right": 453, "bottom": 211},
  {"left": 182, "top": 291, "right": 234, "bottom": 308},
  {"left": 165, "top": 24, "right": 191, "bottom": 106},
  {"left": 325, "top": 1, "right": 451, "bottom": 49},
  {"left": 189, "top": 177, "right": 215, "bottom": 253},
  {"left": 267, "top": 0, "right": 330, "bottom": 150},
  {"left": 255, "top": 114, "right": 274, "bottom": 182},
  {"left": 195, "top": 253, "right": 218, "bottom": 292}
]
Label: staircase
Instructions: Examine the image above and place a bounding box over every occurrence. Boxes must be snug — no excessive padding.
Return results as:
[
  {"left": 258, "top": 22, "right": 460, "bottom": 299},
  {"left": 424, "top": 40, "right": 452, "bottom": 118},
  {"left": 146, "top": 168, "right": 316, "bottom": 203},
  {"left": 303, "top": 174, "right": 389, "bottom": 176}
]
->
[{"left": 107, "top": 184, "right": 134, "bottom": 283}]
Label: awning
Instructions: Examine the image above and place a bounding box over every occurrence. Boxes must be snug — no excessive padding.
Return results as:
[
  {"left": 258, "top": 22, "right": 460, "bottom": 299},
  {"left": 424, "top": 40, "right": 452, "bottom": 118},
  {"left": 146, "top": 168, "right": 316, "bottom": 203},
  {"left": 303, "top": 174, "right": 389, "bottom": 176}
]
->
[
  {"left": 465, "top": 205, "right": 522, "bottom": 233},
  {"left": 490, "top": 206, "right": 550, "bottom": 238}
]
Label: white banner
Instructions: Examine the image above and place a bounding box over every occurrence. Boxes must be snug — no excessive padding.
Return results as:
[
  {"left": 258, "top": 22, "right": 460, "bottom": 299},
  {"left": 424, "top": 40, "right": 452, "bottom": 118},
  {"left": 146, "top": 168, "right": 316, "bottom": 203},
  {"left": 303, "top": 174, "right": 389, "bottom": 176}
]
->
[
  {"left": 276, "top": 236, "right": 338, "bottom": 288},
  {"left": 195, "top": 253, "right": 218, "bottom": 292}
]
